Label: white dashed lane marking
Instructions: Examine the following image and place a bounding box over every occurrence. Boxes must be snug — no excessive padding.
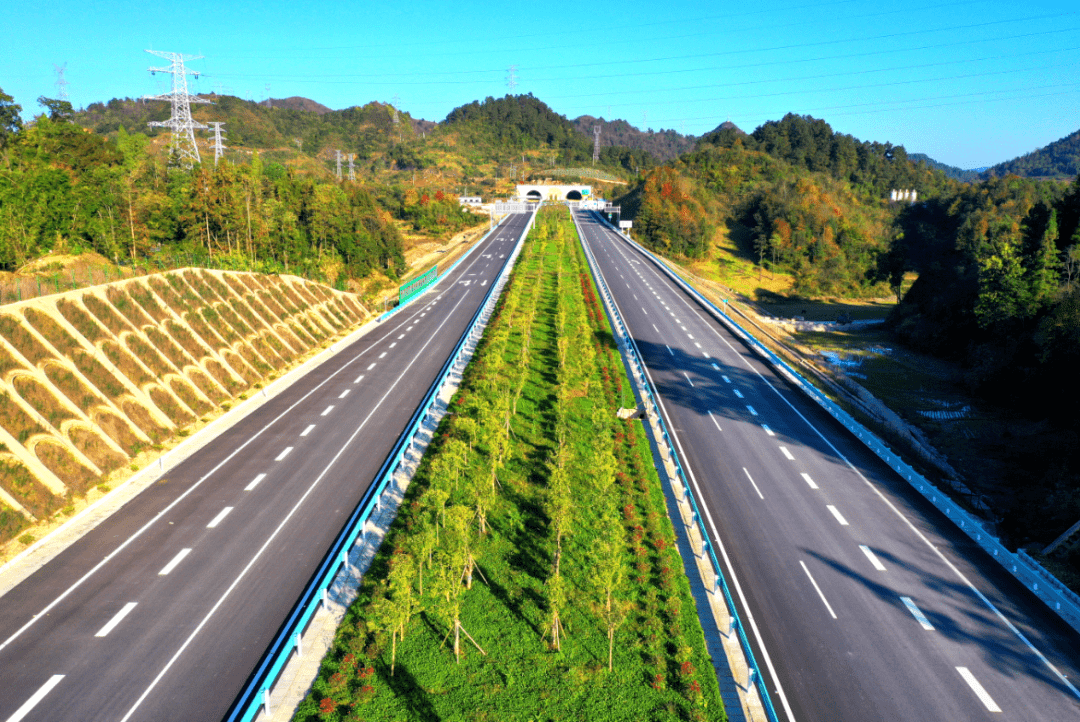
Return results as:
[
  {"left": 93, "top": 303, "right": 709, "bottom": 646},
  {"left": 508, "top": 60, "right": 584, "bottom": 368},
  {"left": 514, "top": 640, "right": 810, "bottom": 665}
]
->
[
  {"left": 901, "top": 597, "right": 935, "bottom": 630},
  {"left": 206, "top": 507, "right": 234, "bottom": 529},
  {"left": 683, "top": 372, "right": 695, "bottom": 388},
  {"left": 747, "top": 405, "right": 758, "bottom": 416},
  {"left": 761, "top": 424, "right": 774, "bottom": 436},
  {"left": 301, "top": 424, "right": 315, "bottom": 437},
  {"left": 95, "top": 602, "right": 138, "bottom": 638},
  {"left": 801, "top": 473, "right": 819, "bottom": 490},
  {"left": 743, "top": 467, "right": 764, "bottom": 499},
  {"left": 957, "top": 667, "right": 1002, "bottom": 712},
  {"left": 779, "top": 446, "right": 794, "bottom": 460},
  {"left": 734, "top": 389, "right": 744, "bottom": 399},
  {"left": 321, "top": 406, "right": 334, "bottom": 416},
  {"left": 244, "top": 473, "right": 266, "bottom": 491},
  {"left": 860, "top": 545, "right": 886, "bottom": 570},
  {"left": 158, "top": 548, "right": 192, "bottom": 576},
  {"left": 827, "top": 505, "right": 850, "bottom": 526},
  {"left": 7, "top": 674, "right": 64, "bottom": 722},
  {"left": 354, "top": 374, "right": 365, "bottom": 383},
  {"left": 275, "top": 446, "right": 293, "bottom": 461},
  {"left": 708, "top": 410, "right": 722, "bottom": 432},
  {"left": 339, "top": 389, "right": 350, "bottom": 399}
]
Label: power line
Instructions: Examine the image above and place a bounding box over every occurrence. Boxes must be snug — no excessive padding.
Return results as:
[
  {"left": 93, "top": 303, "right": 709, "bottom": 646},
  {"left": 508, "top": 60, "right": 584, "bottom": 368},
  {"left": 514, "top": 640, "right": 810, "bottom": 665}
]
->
[{"left": 142, "top": 50, "right": 211, "bottom": 168}]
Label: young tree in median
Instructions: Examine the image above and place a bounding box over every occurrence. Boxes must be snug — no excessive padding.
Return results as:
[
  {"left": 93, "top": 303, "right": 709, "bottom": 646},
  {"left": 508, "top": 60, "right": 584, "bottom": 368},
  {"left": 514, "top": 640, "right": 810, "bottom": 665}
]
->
[
  {"left": 593, "top": 515, "right": 629, "bottom": 671},
  {"left": 433, "top": 506, "right": 485, "bottom": 662},
  {"left": 371, "top": 552, "right": 418, "bottom": 676}
]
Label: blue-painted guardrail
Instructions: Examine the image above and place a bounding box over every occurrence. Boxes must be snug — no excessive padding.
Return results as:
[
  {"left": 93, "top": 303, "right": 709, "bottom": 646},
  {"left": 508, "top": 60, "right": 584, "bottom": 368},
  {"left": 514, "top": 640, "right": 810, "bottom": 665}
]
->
[
  {"left": 571, "top": 210, "right": 782, "bottom": 722},
  {"left": 378, "top": 214, "right": 514, "bottom": 323},
  {"left": 226, "top": 206, "right": 536, "bottom": 722},
  {"left": 589, "top": 212, "right": 1080, "bottom": 639}
]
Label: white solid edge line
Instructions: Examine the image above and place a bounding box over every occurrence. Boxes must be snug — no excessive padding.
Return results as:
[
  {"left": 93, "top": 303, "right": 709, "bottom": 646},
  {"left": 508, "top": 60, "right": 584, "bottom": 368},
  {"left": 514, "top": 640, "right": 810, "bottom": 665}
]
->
[
  {"left": 117, "top": 233, "right": 512, "bottom": 722},
  {"left": 206, "top": 507, "right": 234, "bottom": 529},
  {"left": 901, "top": 596, "right": 935, "bottom": 630},
  {"left": 860, "top": 544, "right": 886, "bottom": 571},
  {"left": 667, "top": 245, "right": 1080, "bottom": 700},
  {"left": 780, "top": 446, "right": 795, "bottom": 461},
  {"left": 95, "top": 602, "right": 138, "bottom": 638},
  {"left": 577, "top": 221, "right": 798, "bottom": 722},
  {"left": 956, "top": 667, "right": 1002, "bottom": 712},
  {"left": 321, "top": 405, "right": 334, "bottom": 417},
  {"left": 274, "top": 446, "right": 293, "bottom": 461},
  {"left": 158, "top": 548, "right": 192, "bottom": 576},
  {"left": 300, "top": 424, "right": 315, "bottom": 437},
  {"left": 827, "top": 505, "right": 850, "bottom": 526},
  {"left": 5, "top": 674, "right": 64, "bottom": 722},
  {"left": 800, "top": 561, "right": 838, "bottom": 620},
  {"left": 743, "top": 467, "right": 765, "bottom": 500},
  {"left": 244, "top": 473, "right": 267, "bottom": 492},
  {"left": 801, "top": 472, "right": 819, "bottom": 490}
]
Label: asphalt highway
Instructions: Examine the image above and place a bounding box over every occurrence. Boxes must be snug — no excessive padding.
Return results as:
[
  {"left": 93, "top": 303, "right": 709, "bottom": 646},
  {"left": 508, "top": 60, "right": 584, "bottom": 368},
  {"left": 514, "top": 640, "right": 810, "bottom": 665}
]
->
[
  {"left": 574, "top": 209, "right": 1080, "bottom": 722},
  {"left": 0, "top": 211, "right": 532, "bottom": 722}
]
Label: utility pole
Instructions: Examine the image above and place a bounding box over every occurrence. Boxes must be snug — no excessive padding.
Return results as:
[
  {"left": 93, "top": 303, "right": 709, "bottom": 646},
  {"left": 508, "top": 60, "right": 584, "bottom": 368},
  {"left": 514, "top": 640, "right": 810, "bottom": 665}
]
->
[
  {"left": 142, "top": 50, "right": 210, "bottom": 168},
  {"left": 208, "top": 122, "right": 226, "bottom": 166},
  {"left": 506, "top": 65, "right": 518, "bottom": 93},
  {"left": 592, "top": 124, "right": 601, "bottom": 165},
  {"left": 347, "top": 153, "right": 356, "bottom": 181},
  {"left": 335, "top": 150, "right": 343, "bottom": 180},
  {"left": 54, "top": 62, "right": 70, "bottom": 102}
]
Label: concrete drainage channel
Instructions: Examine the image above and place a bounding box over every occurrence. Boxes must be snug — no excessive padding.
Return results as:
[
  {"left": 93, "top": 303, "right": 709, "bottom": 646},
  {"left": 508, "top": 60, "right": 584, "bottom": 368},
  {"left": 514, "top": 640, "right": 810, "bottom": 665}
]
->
[
  {"left": 572, "top": 210, "right": 773, "bottom": 722},
  {"left": 590, "top": 213, "right": 1080, "bottom": 639},
  {"left": 227, "top": 207, "right": 535, "bottom": 722}
]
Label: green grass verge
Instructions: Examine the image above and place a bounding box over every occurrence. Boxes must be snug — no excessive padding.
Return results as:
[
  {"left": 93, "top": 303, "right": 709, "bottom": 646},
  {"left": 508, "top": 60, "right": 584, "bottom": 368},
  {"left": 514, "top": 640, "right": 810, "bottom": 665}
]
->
[{"left": 293, "top": 206, "right": 724, "bottom": 721}]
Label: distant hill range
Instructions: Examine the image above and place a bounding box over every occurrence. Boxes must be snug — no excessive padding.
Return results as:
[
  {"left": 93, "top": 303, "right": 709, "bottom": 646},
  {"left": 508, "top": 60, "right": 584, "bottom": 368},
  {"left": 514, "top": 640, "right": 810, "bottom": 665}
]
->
[
  {"left": 908, "top": 153, "right": 983, "bottom": 183},
  {"left": 570, "top": 116, "right": 697, "bottom": 162},
  {"left": 911, "top": 128, "right": 1079, "bottom": 183},
  {"left": 266, "top": 96, "right": 331, "bottom": 114}
]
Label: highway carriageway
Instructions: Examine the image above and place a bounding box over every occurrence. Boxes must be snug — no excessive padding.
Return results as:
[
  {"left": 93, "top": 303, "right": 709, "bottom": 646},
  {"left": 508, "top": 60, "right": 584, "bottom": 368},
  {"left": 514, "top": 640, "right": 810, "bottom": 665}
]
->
[
  {"left": 574, "top": 209, "right": 1080, "bottom": 722},
  {"left": 0, "top": 211, "right": 532, "bottom": 722}
]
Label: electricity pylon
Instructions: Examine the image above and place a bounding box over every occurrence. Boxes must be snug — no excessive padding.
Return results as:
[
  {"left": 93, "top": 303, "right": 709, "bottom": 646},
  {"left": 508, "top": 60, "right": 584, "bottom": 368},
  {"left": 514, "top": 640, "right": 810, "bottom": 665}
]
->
[
  {"left": 593, "top": 125, "right": 601, "bottom": 164},
  {"left": 54, "top": 63, "right": 70, "bottom": 101},
  {"left": 348, "top": 153, "right": 356, "bottom": 181},
  {"left": 142, "top": 50, "right": 211, "bottom": 168},
  {"left": 335, "top": 150, "right": 343, "bottom": 179},
  {"left": 208, "top": 122, "right": 226, "bottom": 166}
]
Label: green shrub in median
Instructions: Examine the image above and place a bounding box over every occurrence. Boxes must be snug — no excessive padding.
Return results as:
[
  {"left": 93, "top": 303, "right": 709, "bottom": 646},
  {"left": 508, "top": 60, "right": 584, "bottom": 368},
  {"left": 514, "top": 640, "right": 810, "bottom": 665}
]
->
[{"left": 295, "top": 205, "right": 724, "bottom": 721}]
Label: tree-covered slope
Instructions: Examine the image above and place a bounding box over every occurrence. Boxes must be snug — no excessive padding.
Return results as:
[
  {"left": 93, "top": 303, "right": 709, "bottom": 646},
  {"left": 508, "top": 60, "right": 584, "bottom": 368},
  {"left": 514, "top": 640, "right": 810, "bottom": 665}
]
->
[
  {"left": 570, "top": 116, "right": 695, "bottom": 163},
  {"left": 984, "top": 128, "right": 1080, "bottom": 180}
]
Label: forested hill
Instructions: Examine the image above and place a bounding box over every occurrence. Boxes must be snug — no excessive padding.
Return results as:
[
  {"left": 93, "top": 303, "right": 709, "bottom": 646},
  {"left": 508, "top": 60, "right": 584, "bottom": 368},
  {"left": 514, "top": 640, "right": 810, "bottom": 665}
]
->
[
  {"left": 74, "top": 95, "right": 417, "bottom": 158},
  {"left": 570, "top": 116, "right": 696, "bottom": 162},
  {"left": 984, "top": 128, "right": 1080, "bottom": 180},
  {"left": 441, "top": 94, "right": 657, "bottom": 173},
  {"left": 698, "top": 113, "right": 955, "bottom": 197}
]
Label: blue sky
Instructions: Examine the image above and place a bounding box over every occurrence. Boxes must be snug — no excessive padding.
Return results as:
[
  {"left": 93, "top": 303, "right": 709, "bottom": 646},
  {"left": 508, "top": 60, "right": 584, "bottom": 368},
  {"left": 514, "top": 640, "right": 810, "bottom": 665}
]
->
[{"left": 2, "top": 0, "right": 1077, "bottom": 168}]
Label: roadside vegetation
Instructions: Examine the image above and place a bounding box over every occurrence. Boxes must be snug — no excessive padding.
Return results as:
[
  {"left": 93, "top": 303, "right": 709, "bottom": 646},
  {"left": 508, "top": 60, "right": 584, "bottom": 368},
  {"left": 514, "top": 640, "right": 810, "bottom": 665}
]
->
[{"left": 294, "top": 205, "right": 723, "bottom": 721}]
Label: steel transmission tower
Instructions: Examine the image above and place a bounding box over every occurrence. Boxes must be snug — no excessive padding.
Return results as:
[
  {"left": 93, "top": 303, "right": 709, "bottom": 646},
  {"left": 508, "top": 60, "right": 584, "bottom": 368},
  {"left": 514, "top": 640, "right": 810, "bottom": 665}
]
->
[
  {"left": 392, "top": 94, "right": 400, "bottom": 125},
  {"left": 208, "top": 122, "right": 226, "bottom": 166},
  {"left": 335, "top": 150, "right": 343, "bottom": 179},
  {"left": 592, "top": 125, "right": 601, "bottom": 164},
  {"left": 54, "top": 63, "right": 70, "bottom": 101},
  {"left": 348, "top": 153, "right": 356, "bottom": 181},
  {"left": 506, "top": 66, "right": 518, "bottom": 93},
  {"left": 142, "top": 50, "right": 211, "bottom": 167}
]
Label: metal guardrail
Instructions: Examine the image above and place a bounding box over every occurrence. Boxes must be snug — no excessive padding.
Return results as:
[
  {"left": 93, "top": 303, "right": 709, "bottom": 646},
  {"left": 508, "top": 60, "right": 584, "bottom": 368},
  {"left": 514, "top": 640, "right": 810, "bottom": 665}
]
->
[
  {"left": 226, "top": 206, "right": 536, "bottom": 722},
  {"left": 570, "top": 210, "right": 782, "bottom": 722},
  {"left": 588, "top": 212, "right": 1080, "bottom": 638}
]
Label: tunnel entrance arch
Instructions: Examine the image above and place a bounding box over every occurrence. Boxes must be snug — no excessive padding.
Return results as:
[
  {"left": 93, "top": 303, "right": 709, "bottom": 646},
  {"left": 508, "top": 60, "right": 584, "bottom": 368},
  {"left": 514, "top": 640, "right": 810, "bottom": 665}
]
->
[{"left": 565, "top": 190, "right": 583, "bottom": 200}]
